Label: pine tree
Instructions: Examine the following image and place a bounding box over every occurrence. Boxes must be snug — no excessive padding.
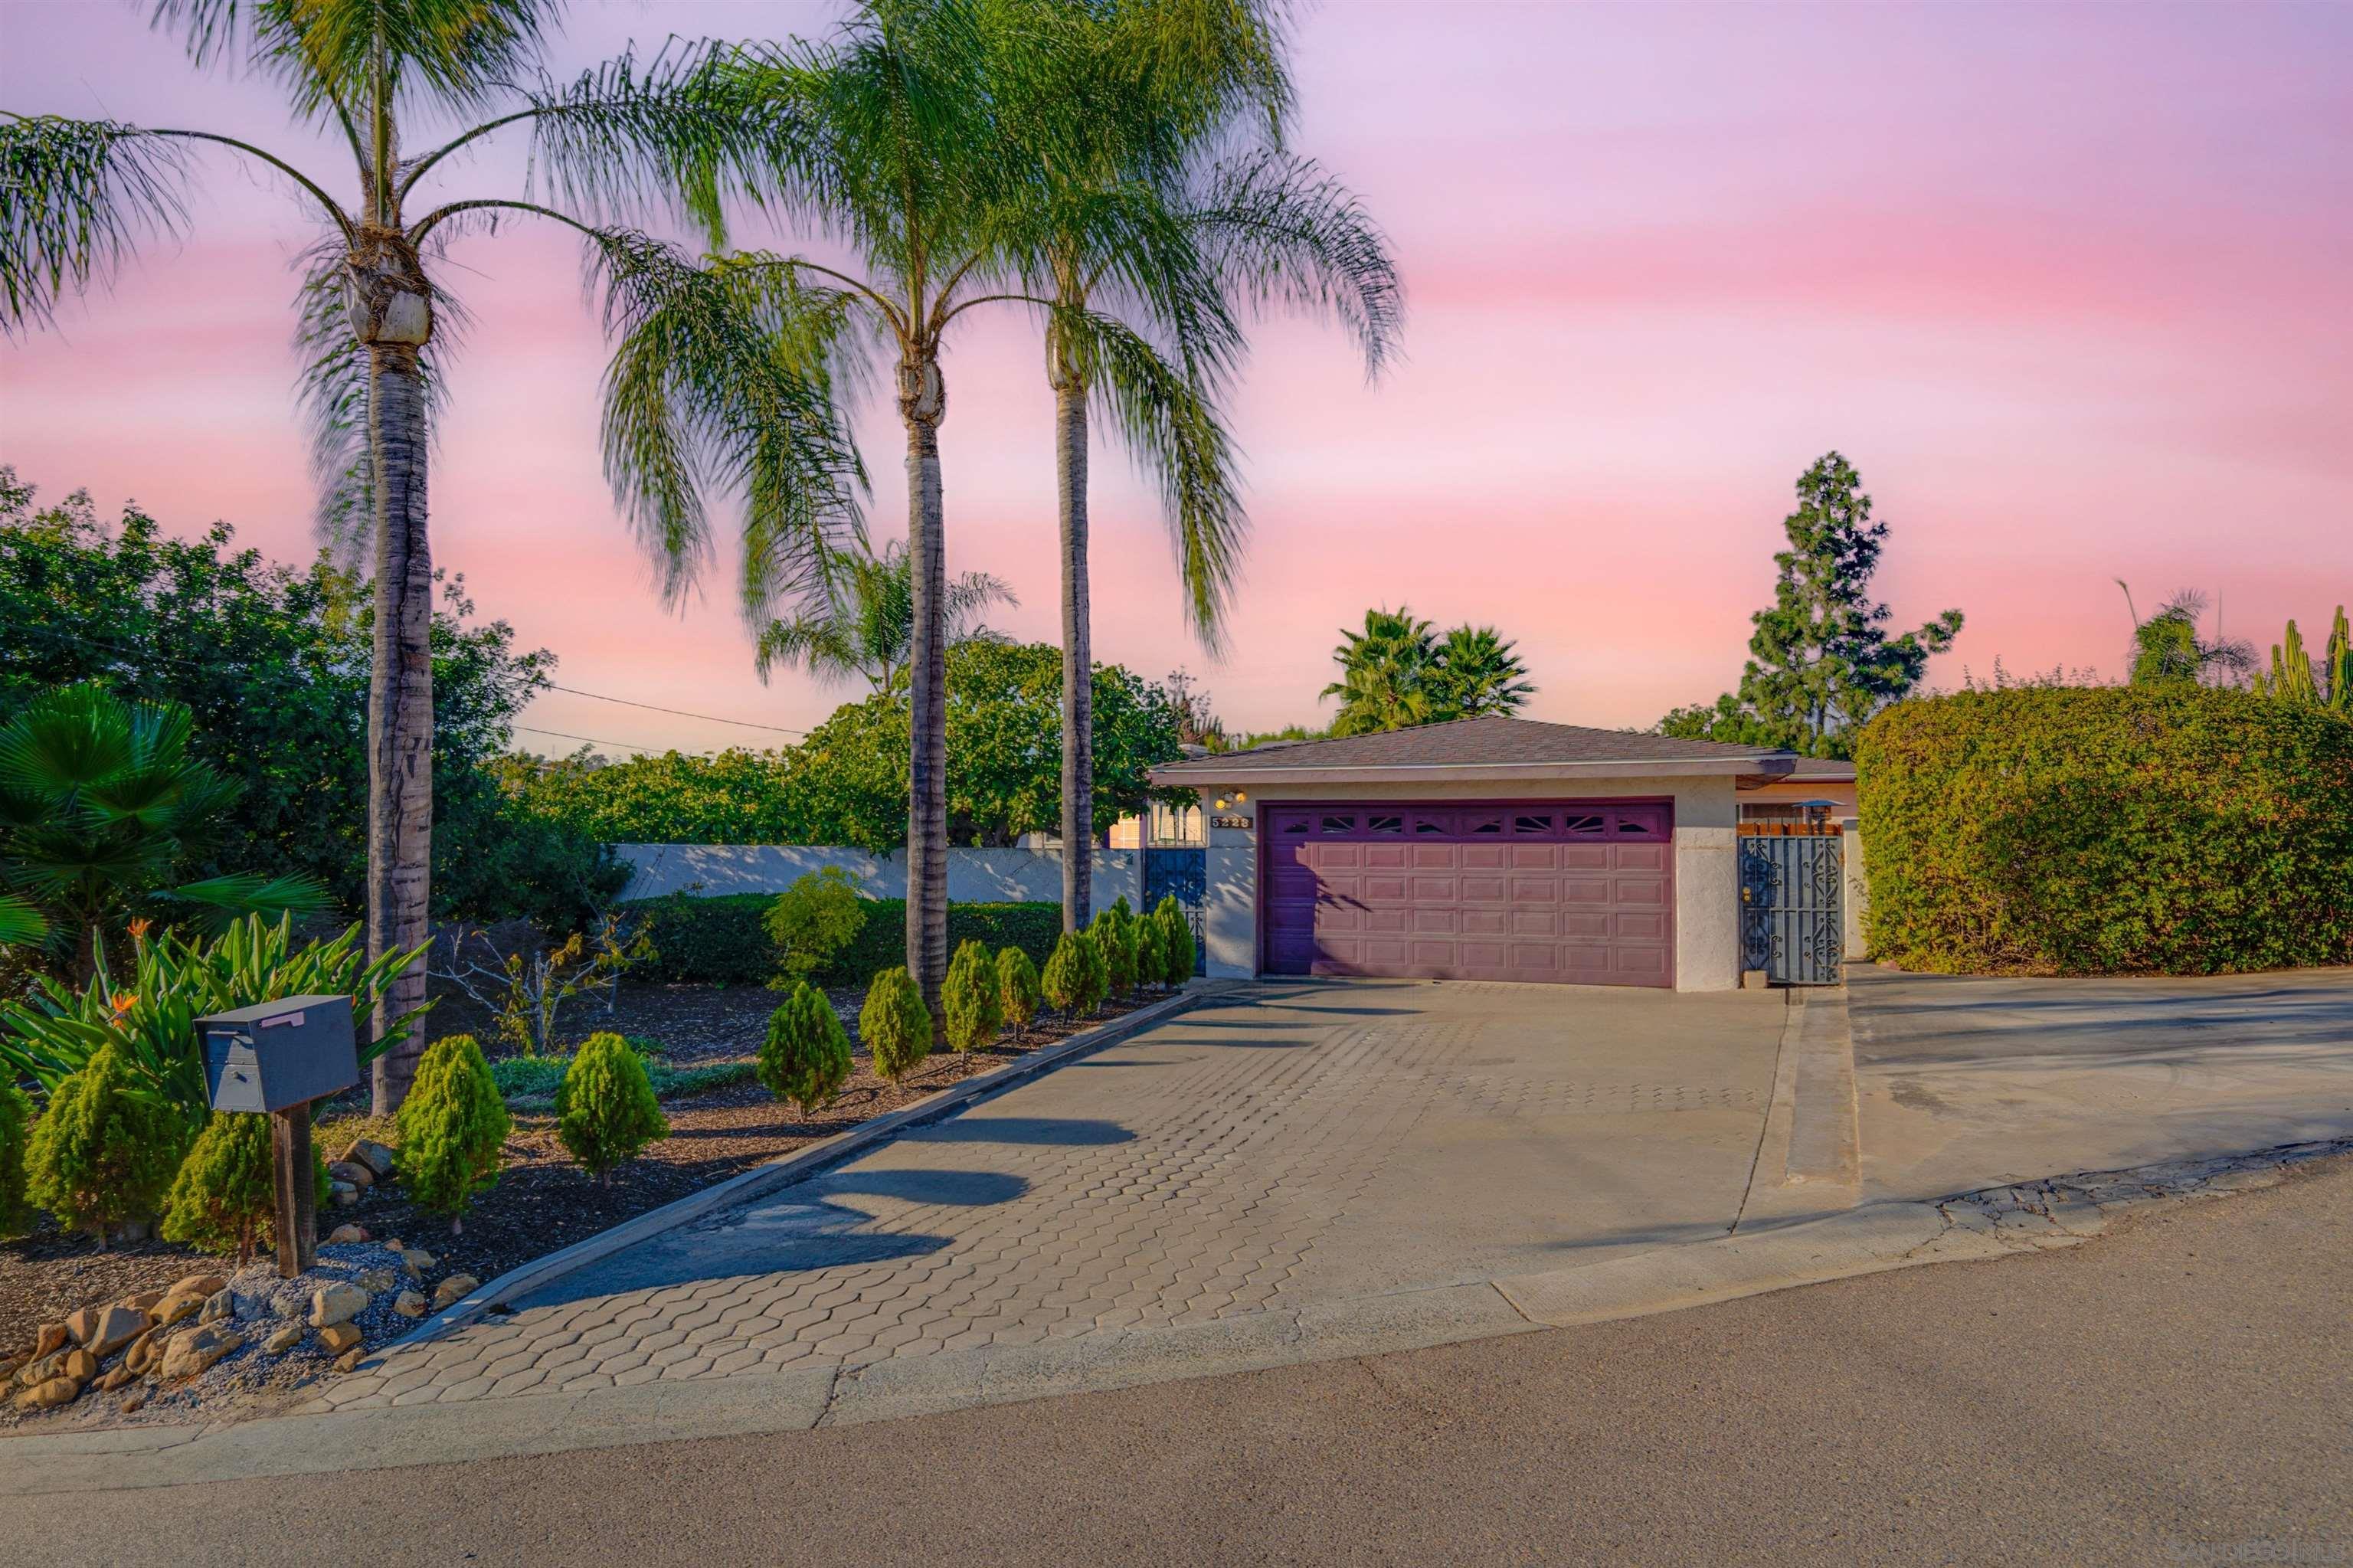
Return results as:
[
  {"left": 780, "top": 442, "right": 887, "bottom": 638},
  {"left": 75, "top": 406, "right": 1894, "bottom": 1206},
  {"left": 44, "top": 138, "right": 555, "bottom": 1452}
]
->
[
  {"left": 0, "top": 1080, "right": 34, "bottom": 1239},
  {"left": 758, "top": 981, "right": 855, "bottom": 1115},
  {"left": 393, "top": 1034, "right": 511, "bottom": 1233},
  {"left": 162, "top": 1111, "right": 329, "bottom": 1265},
  {"left": 555, "top": 1033, "right": 671, "bottom": 1181},
  {"left": 997, "top": 946, "right": 1042, "bottom": 1038},
  {"left": 941, "top": 939, "right": 1004, "bottom": 1052},
  {"left": 859, "top": 967, "right": 933, "bottom": 1082},
  {"left": 25, "top": 1042, "right": 187, "bottom": 1242}
]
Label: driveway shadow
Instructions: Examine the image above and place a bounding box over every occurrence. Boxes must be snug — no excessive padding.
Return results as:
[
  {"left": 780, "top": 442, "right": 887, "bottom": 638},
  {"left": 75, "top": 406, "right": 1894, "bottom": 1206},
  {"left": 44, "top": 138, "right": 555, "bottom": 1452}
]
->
[{"left": 901, "top": 1117, "right": 1134, "bottom": 1147}]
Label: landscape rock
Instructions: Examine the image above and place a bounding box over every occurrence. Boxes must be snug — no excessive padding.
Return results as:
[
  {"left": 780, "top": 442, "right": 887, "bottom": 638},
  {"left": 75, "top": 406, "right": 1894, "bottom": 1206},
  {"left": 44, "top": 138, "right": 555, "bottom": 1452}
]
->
[
  {"left": 119, "top": 1393, "right": 146, "bottom": 1414},
  {"left": 121, "top": 1334, "right": 161, "bottom": 1377},
  {"left": 431, "top": 1274, "right": 480, "bottom": 1311},
  {"left": 152, "top": 1293, "right": 204, "bottom": 1328},
  {"left": 169, "top": 1273, "right": 227, "bottom": 1301},
  {"left": 356, "top": 1266, "right": 397, "bottom": 1295},
  {"left": 81, "top": 1304, "right": 149, "bottom": 1358},
  {"left": 332, "top": 1348, "right": 365, "bottom": 1374},
  {"left": 96, "top": 1365, "right": 138, "bottom": 1393},
  {"left": 63, "top": 1306, "right": 100, "bottom": 1345},
  {"left": 308, "top": 1282, "right": 371, "bottom": 1328},
  {"left": 14, "top": 1377, "right": 80, "bottom": 1412},
  {"left": 34, "top": 1321, "right": 67, "bottom": 1358},
  {"left": 330, "top": 1181, "right": 359, "bottom": 1207},
  {"left": 0, "top": 1355, "right": 21, "bottom": 1383},
  {"left": 337, "top": 1138, "right": 396, "bottom": 1180},
  {"left": 263, "top": 1322, "right": 305, "bottom": 1354},
  {"left": 119, "top": 1291, "right": 165, "bottom": 1314},
  {"left": 159, "top": 1325, "right": 242, "bottom": 1382},
  {"left": 15, "top": 1349, "right": 69, "bottom": 1387},
  {"left": 392, "top": 1290, "right": 428, "bottom": 1318},
  {"left": 316, "top": 1323, "right": 363, "bottom": 1355},
  {"left": 326, "top": 1224, "right": 371, "bottom": 1244},
  {"left": 326, "top": 1159, "right": 375, "bottom": 1190},
  {"left": 398, "top": 1248, "right": 437, "bottom": 1274},
  {"left": 61, "top": 1349, "right": 97, "bottom": 1385},
  {"left": 199, "top": 1288, "right": 234, "bottom": 1324}
]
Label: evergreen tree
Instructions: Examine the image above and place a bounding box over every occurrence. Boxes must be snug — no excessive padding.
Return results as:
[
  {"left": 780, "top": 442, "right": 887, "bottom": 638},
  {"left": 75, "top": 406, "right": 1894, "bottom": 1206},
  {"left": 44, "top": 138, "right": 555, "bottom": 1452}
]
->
[{"left": 1659, "top": 453, "right": 1962, "bottom": 758}]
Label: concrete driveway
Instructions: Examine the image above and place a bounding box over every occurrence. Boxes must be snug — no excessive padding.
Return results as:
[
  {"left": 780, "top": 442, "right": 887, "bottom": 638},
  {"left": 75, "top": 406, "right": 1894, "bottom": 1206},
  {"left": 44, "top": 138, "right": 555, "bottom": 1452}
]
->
[{"left": 1851, "top": 964, "right": 2353, "bottom": 1202}]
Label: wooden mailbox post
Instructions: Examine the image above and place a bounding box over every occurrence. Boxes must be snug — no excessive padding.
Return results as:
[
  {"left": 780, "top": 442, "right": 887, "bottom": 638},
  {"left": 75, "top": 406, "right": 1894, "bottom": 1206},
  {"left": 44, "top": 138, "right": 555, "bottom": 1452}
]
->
[{"left": 196, "top": 995, "right": 359, "bottom": 1278}]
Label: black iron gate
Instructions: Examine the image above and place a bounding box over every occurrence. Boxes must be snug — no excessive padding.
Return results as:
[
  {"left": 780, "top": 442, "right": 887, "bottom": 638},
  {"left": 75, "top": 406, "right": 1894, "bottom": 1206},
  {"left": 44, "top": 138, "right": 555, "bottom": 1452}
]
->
[
  {"left": 1739, "top": 831, "right": 1844, "bottom": 986},
  {"left": 1144, "top": 846, "right": 1207, "bottom": 974}
]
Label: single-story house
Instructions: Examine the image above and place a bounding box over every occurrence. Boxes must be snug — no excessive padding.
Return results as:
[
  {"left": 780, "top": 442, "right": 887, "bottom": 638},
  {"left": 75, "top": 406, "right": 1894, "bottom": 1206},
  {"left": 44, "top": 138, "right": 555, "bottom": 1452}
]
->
[{"left": 1149, "top": 717, "right": 1860, "bottom": 991}]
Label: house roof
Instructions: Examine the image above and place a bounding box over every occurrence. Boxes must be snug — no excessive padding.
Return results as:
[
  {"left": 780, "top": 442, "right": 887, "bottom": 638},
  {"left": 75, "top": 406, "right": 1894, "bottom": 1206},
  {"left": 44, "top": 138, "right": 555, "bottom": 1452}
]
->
[{"left": 1151, "top": 716, "right": 1798, "bottom": 784}]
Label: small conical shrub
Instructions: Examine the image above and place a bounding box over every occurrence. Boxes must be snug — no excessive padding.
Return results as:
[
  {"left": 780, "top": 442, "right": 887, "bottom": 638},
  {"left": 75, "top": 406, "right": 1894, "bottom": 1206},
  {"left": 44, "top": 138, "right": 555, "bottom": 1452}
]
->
[
  {"left": 1077, "top": 924, "right": 1109, "bottom": 1011},
  {"left": 1154, "top": 895, "right": 1196, "bottom": 986},
  {"left": 0, "top": 1080, "right": 33, "bottom": 1240},
  {"left": 25, "top": 1042, "right": 187, "bottom": 1242},
  {"left": 1133, "top": 911, "right": 1166, "bottom": 991},
  {"left": 394, "top": 1033, "right": 512, "bottom": 1234},
  {"left": 759, "top": 980, "right": 854, "bottom": 1115},
  {"left": 1091, "top": 906, "right": 1138, "bottom": 997},
  {"left": 997, "top": 945, "right": 1041, "bottom": 1038},
  {"left": 1041, "top": 929, "right": 1087, "bottom": 1018},
  {"left": 859, "top": 966, "right": 932, "bottom": 1082},
  {"left": 162, "top": 1111, "right": 329, "bottom": 1265},
  {"left": 556, "top": 1032, "right": 671, "bottom": 1181},
  {"left": 942, "top": 939, "right": 1003, "bottom": 1052}
]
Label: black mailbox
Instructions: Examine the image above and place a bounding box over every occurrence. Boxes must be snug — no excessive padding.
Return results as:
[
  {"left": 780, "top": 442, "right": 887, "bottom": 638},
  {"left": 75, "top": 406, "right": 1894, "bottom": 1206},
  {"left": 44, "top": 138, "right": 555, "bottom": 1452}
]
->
[{"left": 198, "top": 995, "right": 359, "bottom": 1114}]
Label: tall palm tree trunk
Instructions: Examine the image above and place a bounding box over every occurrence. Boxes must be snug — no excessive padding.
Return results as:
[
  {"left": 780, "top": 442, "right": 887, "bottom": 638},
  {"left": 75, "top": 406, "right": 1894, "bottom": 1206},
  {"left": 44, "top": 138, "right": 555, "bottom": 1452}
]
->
[
  {"left": 900, "top": 357, "right": 950, "bottom": 1013},
  {"left": 365, "top": 339, "right": 434, "bottom": 1115},
  {"left": 1053, "top": 362, "right": 1093, "bottom": 933}
]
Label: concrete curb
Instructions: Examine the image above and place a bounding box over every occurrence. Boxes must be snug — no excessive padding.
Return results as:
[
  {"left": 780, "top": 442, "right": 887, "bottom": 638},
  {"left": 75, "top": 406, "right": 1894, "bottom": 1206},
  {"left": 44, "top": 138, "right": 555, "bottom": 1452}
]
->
[{"left": 381, "top": 984, "right": 1224, "bottom": 1354}]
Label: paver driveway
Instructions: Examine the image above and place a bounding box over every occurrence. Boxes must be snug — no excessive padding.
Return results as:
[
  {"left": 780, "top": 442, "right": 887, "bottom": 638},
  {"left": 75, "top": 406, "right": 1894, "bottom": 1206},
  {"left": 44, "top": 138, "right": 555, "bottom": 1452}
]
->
[{"left": 309, "top": 980, "right": 1782, "bottom": 1413}]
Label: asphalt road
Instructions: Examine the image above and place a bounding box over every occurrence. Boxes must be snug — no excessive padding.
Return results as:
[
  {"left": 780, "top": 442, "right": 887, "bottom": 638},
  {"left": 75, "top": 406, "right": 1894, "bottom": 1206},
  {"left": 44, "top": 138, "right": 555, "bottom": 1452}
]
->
[{"left": 18, "top": 1157, "right": 2349, "bottom": 1568}]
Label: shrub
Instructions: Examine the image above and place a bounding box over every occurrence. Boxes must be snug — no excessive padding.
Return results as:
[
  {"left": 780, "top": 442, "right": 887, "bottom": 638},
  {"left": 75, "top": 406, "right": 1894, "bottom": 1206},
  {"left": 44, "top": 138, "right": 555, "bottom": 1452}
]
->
[
  {"left": 1153, "top": 896, "right": 1196, "bottom": 985},
  {"left": 0, "top": 1080, "right": 31, "bottom": 1239},
  {"left": 764, "top": 867, "right": 869, "bottom": 984},
  {"left": 1042, "top": 928, "right": 1105, "bottom": 1018},
  {"left": 555, "top": 1032, "right": 672, "bottom": 1180},
  {"left": 1857, "top": 686, "right": 2353, "bottom": 975},
  {"left": 1132, "top": 911, "right": 1165, "bottom": 991},
  {"left": 394, "top": 1034, "right": 512, "bottom": 1232},
  {"left": 1091, "top": 905, "right": 1138, "bottom": 997},
  {"left": 24, "top": 1042, "right": 188, "bottom": 1241},
  {"left": 859, "top": 967, "right": 933, "bottom": 1082},
  {"left": 997, "top": 945, "right": 1041, "bottom": 1037},
  {"left": 758, "top": 981, "right": 854, "bottom": 1115},
  {"left": 942, "top": 940, "right": 1004, "bottom": 1052},
  {"left": 627, "top": 894, "right": 1063, "bottom": 990},
  {"left": 161, "top": 1111, "right": 330, "bottom": 1265}
]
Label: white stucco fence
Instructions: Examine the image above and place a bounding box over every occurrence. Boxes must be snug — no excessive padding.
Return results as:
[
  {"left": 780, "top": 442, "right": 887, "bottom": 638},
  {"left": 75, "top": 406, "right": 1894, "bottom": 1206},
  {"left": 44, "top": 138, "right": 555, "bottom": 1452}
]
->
[{"left": 616, "top": 843, "right": 1147, "bottom": 912}]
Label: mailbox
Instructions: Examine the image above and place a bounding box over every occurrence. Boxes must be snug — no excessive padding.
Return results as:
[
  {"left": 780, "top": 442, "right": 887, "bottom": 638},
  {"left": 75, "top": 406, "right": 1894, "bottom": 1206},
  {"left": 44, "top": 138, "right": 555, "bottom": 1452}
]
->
[{"left": 198, "top": 995, "right": 359, "bottom": 1114}]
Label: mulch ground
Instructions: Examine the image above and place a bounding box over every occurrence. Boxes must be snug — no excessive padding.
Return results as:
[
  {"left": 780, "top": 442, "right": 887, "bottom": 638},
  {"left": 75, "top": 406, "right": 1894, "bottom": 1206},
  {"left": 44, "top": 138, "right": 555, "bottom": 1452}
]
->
[{"left": 2, "top": 984, "right": 1153, "bottom": 1359}]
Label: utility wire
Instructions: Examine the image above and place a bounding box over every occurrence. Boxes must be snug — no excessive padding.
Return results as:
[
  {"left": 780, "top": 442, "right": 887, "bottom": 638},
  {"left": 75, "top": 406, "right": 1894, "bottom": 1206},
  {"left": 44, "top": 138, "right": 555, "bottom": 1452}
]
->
[{"left": 540, "top": 683, "right": 806, "bottom": 735}]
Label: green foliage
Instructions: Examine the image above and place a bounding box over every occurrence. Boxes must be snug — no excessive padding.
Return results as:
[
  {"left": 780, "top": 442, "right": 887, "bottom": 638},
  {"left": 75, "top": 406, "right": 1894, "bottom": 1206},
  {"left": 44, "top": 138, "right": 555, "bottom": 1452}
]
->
[
  {"left": 0, "top": 1079, "right": 31, "bottom": 1239},
  {"left": 0, "top": 473, "right": 625, "bottom": 932},
  {"left": 160, "top": 1110, "right": 330, "bottom": 1265},
  {"left": 1042, "top": 928, "right": 1107, "bottom": 1017},
  {"left": 433, "top": 916, "right": 654, "bottom": 1058},
  {"left": 1132, "top": 907, "right": 1165, "bottom": 990},
  {"left": 1152, "top": 895, "right": 1196, "bottom": 985},
  {"left": 2118, "top": 586, "right": 2254, "bottom": 689},
  {"left": 764, "top": 867, "right": 869, "bottom": 984},
  {"left": 997, "top": 944, "right": 1041, "bottom": 1036},
  {"left": 628, "top": 894, "right": 1064, "bottom": 988},
  {"left": 857, "top": 967, "right": 932, "bottom": 1083},
  {"left": 486, "top": 1041, "right": 753, "bottom": 1109},
  {"left": 941, "top": 939, "right": 1004, "bottom": 1052},
  {"left": 393, "top": 1034, "right": 512, "bottom": 1229},
  {"left": 758, "top": 981, "right": 855, "bottom": 1115},
  {"left": 1857, "top": 686, "right": 2353, "bottom": 976},
  {"left": 24, "top": 1041, "right": 188, "bottom": 1239},
  {"left": 1091, "top": 904, "right": 1138, "bottom": 996},
  {"left": 1322, "top": 608, "right": 1535, "bottom": 737},
  {"left": 0, "top": 915, "right": 428, "bottom": 1124},
  {"left": 1660, "top": 453, "right": 1962, "bottom": 759},
  {"left": 757, "top": 536, "right": 1018, "bottom": 695},
  {"left": 555, "top": 1031, "right": 670, "bottom": 1180}
]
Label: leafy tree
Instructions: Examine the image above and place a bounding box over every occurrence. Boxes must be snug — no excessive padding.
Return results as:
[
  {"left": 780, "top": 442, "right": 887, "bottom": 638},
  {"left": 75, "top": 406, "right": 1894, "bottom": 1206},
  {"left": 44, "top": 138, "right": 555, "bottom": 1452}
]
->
[
  {"left": 555, "top": 1032, "right": 669, "bottom": 1180},
  {"left": 0, "top": 1079, "right": 31, "bottom": 1239},
  {"left": 941, "top": 938, "right": 1003, "bottom": 1052},
  {"left": 394, "top": 1033, "right": 510, "bottom": 1233},
  {"left": 758, "top": 980, "right": 854, "bottom": 1116},
  {"left": 1, "top": 4, "right": 852, "bottom": 1112},
  {"left": 997, "top": 944, "right": 1042, "bottom": 1037},
  {"left": 494, "top": 745, "right": 805, "bottom": 848},
  {"left": 0, "top": 683, "right": 331, "bottom": 980},
  {"left": 858, "top": 966, "right": 933, "bottom": 1083},
  {"left": 1321, "top": 610, "right": 1533, "bottom": 737},
  {"left": 1659, "top": 453, "right": 1962, "bottom": 759},
  {"left": 162, "top": 1110, "right": 330, "bottom": 1265},
  {"left": 2251, "top": 606, "right": 2352, "bottom": 712},
  {"left": 24, "top": 1041, "right": 188, "bottom": 1242},
  {"left": 764, "top": 867, "right": 869, "bottom": 984},
  {"left": 2118, "top": 584, "right": 2256, "bottom": 689},
  {"left": 756, "top": 537, "right": 1016, "bottom": 696}
]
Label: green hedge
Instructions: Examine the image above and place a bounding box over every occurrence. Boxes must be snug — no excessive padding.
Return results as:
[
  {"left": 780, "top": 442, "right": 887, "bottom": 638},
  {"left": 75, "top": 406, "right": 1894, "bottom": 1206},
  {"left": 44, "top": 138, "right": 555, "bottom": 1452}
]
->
[
  {"left": 626, "top": 893, "right": 1065, "bottom": 989},
  {"left": 1856, "top": 686, "right": 2353, "bottom": 975}
]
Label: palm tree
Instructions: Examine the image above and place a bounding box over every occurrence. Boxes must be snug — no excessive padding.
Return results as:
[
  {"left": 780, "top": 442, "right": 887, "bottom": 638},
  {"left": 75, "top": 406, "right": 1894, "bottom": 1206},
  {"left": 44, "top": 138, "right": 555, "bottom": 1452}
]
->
[
  {"left": 2117, "top": 584, "right": 2255, "bottom": 687},
  {"left": 990, "top": 0, "right": 1401, "bottom": 930},
  {"left": 1430, "top": 626, "right": 1536, "bottom": 718},
  {"left": 0, "top": 684, "right": 330, "bottom": 981},
  {"left": 1, "top": 2, "right": 854, "bottom": 1108},
  {"left": 1323, "top": 608, "right": 1438, "bottom": 737},
  {"left": 757, "top": 537, "right": 1016, "bottom": 695}
]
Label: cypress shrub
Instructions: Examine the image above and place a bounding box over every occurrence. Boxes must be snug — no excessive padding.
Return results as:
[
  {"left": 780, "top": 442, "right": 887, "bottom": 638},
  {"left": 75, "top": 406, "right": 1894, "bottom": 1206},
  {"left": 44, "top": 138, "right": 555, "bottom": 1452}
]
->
[
  {"left": 394, "top": 1034, "right": 512, "bottom": 1232},
  {"left": 1153, "top": 896, "right": 1197, "bottom": 985},
  {"left": 555, "top": 1032, "right": 672, "bottom": 1180},
  {"left": 1042, "top": 928, "right": 1106, "bottom": 1018},
  {"left": 161, "top": 1111, "right": 330, "bottom": 1265},
  {"left": 942, "top": 940, "right": 1004, "bottom": 1052},
  {"left": 1133, "top": 910, "right": 1166, "bottom": 991},
  {"left": 25, "top": 1042, "right": 187, "bottom": 1242},
  {"left": 759, "top": 981, "right": 854, "bottom": 1115},
  {"left": 1091, "top": 905, "right": 1138, "bottom": 996},
  {"left": 859, "top": 967, "right": 933, "bottom": 1082},
  {"left": 1857, "top": 686, "right": 2353, "bottom": 974},
  {"left": 0, "top": 1080, "right": 32, "bottom": 1239},
  {"left": 997, "top": 945, "right": 1041, "bottom": 1037}
]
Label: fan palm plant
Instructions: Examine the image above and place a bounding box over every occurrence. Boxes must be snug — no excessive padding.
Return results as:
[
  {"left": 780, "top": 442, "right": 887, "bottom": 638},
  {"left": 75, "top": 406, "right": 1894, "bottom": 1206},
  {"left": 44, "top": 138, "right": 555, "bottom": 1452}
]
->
[
  {"left": 987, "top": 0, "right": 1400, "bottom": 930},
  {"left": 2116, "top": 584, "right": 2256, "bottom": 688},
  {"left": 1323, "top": 608, "right": 1438, "bottom": 736},
  {"left": 1, "top": 0, "right": 858, "bottom": 1108},
  {"left": 0, "top": 684, "right": 331, "bottom": 981},
  {"left": 757, "top": 536, "right": 1017, "bottom": 695},
  {"left": 1431, "top": 626, "right": 1536, "bottom": 719}
]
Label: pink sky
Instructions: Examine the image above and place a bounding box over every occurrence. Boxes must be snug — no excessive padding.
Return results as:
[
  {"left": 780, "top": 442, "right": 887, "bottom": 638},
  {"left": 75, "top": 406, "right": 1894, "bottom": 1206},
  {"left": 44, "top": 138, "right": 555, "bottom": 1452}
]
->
[{"left": 4, "top": 2, "right": 2348, "bottom": 755}]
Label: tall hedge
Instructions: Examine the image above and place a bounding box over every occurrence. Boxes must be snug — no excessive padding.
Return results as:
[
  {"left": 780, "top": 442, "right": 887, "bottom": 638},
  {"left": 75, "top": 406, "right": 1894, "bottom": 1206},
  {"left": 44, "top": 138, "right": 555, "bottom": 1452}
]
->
[
  {"left": 1857, "top": 686, "right": 2353, "bottom": 975},
  {"left": 627, "top": 894, "right": 1063, "bottom": 988}
]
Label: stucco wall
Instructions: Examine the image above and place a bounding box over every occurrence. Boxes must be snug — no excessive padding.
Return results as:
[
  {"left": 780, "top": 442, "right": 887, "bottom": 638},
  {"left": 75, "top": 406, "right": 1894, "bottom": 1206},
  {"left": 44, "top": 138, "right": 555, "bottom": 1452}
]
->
[
  {"left": 615, "top": 843, "right": 1145, "bottom": 912},
  {"left": 1184, "top": 775, "right": 1744, "bottom": 991}
]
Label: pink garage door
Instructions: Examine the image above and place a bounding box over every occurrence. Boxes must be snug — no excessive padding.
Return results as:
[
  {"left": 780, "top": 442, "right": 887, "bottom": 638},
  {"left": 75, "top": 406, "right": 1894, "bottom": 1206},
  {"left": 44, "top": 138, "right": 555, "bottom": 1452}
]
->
[{"left": 1261, "top": 803, "right": 1674, "bottom": 987}]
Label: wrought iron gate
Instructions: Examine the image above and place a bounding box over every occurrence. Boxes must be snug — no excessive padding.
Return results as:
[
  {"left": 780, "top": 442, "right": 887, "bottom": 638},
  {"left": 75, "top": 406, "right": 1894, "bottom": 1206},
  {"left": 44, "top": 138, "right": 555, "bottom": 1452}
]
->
[
  {"left": 1144, "top": 846, "right": 1207, "bottom": 974},
  {"left": 1739, "top": 832, "right": 1844, "bottom": 985}
]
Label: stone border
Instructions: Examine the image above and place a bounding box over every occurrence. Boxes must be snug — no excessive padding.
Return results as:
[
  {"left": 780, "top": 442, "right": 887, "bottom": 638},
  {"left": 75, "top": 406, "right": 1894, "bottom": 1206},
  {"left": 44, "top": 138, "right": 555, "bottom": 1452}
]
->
[{"left": 379, "top": 984, "right": 1228, "bottom": 1356}]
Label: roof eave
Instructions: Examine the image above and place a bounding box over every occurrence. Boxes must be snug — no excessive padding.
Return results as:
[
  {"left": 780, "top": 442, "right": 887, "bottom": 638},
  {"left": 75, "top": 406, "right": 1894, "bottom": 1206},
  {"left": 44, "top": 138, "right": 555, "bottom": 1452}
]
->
[{"left": 1150, "top": 756, "right": 1794, "bottom": 787}]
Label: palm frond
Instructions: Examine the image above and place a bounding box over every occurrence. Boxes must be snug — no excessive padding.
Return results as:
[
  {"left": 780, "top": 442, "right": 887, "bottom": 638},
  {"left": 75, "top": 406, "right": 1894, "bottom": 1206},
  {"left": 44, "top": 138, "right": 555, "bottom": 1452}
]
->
[
  {"left": 150, "top": 0, "right": 556, "bottom": 121},
  {"left": 1190, "top": 149, "right": 1402, "bottom": 378},
  {"left": 0, "top": 892, "right": 47, "bottom": 948},
  {"left": 155, "top": 871, "right": 336, "bottom": 924},
  {"left": 0, "top": 116, "right": 192, "bottom": 335}
]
